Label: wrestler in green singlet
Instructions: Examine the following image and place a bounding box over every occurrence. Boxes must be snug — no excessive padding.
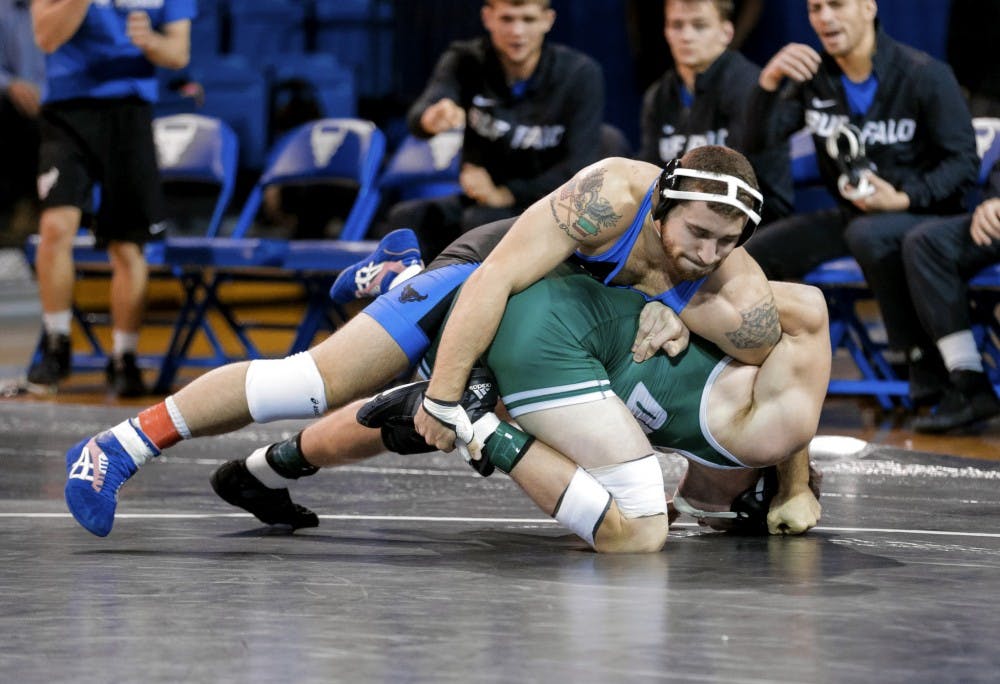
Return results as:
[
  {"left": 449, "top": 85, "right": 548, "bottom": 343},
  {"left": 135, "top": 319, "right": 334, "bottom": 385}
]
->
[{"left": 486, "top": 273, "right": 748, "bottom": 469}]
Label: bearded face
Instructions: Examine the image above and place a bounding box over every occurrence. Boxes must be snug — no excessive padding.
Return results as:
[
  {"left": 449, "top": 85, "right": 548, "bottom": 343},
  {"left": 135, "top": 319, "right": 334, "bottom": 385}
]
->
[{"left": 658, "top": 201, "right": 744, "bottom": 281}]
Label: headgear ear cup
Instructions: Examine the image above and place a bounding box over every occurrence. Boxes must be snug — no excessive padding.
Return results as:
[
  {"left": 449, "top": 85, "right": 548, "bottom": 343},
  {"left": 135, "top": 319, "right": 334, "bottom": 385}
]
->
[
  {"left": 652, "top": 158, "right": 682, "bottom": 223},
  {"left": 825, "top": 122, "right": 875, "bottom": 200}
]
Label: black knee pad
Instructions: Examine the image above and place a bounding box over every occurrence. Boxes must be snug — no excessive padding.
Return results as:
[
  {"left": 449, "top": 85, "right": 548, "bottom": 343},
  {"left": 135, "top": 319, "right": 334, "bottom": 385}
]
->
[{"left": 357, "top": 366, "right": 499, "bottom": 459}]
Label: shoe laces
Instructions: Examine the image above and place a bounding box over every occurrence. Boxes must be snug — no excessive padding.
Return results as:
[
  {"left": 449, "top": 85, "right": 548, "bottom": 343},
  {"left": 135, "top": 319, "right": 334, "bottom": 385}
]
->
[{"left": 353, "top": 261, "right": 385, "bottom": 295}]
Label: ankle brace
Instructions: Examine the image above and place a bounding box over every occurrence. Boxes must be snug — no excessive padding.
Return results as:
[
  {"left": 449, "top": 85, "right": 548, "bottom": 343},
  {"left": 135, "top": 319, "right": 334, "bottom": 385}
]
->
[
  {"left": 483, "top": 421, "right": 534, "bottom": 474},
  {"left": 265, "top": 432, "right": 319, "bottom": 479}
]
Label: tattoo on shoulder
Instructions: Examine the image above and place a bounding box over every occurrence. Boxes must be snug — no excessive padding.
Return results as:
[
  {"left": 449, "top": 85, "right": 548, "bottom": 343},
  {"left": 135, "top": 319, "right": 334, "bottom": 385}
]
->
[
  {"left": 725, "top": 296, "right": 781, "bottom": 350},
  {"left": 548, "top": 168, "right": 622, "bottom": 241}
]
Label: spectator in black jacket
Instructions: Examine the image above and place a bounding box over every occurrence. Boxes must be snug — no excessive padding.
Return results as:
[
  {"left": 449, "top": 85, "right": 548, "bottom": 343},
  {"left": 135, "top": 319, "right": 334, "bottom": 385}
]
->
[
  {"left": 638, "top": 0, "right": 792, "bottom": 224},
  {"left": 384, "top": 0, "right": 604, "bottom": 260},
  {"left": 902, "top": 159, "right": 1000, "bottom": 433},
  {"left": 742, "top": 0, "right": 980, "bottom": 405}
]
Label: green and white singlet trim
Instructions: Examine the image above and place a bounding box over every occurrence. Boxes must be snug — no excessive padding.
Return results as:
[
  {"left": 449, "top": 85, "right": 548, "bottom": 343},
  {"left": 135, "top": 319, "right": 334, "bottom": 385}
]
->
[{"left": 486, "top": 274, "right": 749, "bottom": 469}]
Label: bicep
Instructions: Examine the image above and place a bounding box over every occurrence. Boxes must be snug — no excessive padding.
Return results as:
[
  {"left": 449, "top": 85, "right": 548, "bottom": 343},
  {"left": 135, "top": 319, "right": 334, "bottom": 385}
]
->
[{"left": 683, "top": 251, "right": 780, "bottom": 364}]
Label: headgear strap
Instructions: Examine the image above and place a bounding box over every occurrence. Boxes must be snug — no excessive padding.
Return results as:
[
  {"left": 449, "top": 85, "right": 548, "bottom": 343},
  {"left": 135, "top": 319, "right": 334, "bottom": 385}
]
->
[{"left": 653, "top": 159, "right": 764, "bottom": 245}]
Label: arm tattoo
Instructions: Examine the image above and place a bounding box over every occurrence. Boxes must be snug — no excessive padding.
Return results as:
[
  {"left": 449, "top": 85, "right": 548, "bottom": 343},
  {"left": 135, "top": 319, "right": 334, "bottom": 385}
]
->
[
  {"left": 725, "top": 296, "right": 781, "bottom": 350},
  {"left": 548, "top": 168, "right": 622, "bottom": 241}
]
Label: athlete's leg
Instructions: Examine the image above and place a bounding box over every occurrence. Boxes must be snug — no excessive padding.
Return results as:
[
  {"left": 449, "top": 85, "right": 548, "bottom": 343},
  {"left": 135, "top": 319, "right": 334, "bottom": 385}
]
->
[
  {"left": 105, "top": 240, "right": 149, "bottom": 396},
  {"left": 209, "top": 398, "right": 386, "bottom": 529},
  {"left": 503, "top": 435, "right": 668, "bottom": 554},
  {"left": 460, "top": 397, "right": 669, "bottom": 552},
  {"left": 28, "top": 206, "right": 80, "bottom": 385},
  {"left": 299, "top": 399, "right": 386, "bottom": 465},
  {"left": 65, "top": 313, "right": 411, "bottom": 536},
  {"left": 166, "top": 313, "right": 410, "bottom": 437}
]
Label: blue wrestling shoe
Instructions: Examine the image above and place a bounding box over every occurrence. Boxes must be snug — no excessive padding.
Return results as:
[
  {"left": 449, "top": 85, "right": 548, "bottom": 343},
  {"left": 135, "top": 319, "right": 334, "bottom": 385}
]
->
[
  {"left": 329, "top": 228, "right": 423, "bottom": 304},
  {"left": 64, "top": 421, "right": 156, "bottom": 537}
]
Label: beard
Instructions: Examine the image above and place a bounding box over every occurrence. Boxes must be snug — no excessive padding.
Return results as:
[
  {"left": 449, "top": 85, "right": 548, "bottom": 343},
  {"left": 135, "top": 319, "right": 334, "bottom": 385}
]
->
[{"left": 660, "top": 237, "right": 716, "bottom": 282}]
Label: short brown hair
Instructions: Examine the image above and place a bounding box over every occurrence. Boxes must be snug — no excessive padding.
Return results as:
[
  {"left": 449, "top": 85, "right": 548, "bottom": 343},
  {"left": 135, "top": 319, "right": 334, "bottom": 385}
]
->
[
  {"left": 664, "top": 0, "right": 734, "bottom": 22},
  {"left": 676, "top": 145, "right": 759, "bottom": 222}
]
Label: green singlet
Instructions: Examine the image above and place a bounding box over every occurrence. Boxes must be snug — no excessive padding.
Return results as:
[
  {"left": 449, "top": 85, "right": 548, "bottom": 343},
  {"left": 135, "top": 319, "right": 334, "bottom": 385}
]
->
[{"left": 485, "top": 274, "right": 749, "bottom": 469}]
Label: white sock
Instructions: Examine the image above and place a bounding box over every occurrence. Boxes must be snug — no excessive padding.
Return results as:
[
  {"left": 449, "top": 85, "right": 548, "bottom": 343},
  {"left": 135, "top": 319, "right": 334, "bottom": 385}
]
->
[
  {"left": 112, "top": 330, "right": 140, "bottom": 358},
  {"left": 111, "top": 419, "right": 159, "bottom": 467},
  {"left": 43, "top": 310, "right": 72, "bottom": 336},
  {"left": 246, "top": 446, "right": 292, "bottom": 489},
  {"left": 937, "top": 330, "right": 983, "bottom": 373}
]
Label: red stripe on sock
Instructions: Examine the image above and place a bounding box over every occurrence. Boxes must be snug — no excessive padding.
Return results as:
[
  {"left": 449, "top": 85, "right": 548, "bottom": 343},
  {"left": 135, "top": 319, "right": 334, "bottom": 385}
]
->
[{"left": 137, "top": 403, "right": 182, "bottom": 450}]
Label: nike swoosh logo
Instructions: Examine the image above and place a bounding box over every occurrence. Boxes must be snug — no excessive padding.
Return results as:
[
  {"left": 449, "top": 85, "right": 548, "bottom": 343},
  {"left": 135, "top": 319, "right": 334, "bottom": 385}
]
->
[
  {"left": 811, "top": 97, "right": 837, "bottom": 109},
  {"left": 472, "top": 95, "right": 498, "bottom": 107}
]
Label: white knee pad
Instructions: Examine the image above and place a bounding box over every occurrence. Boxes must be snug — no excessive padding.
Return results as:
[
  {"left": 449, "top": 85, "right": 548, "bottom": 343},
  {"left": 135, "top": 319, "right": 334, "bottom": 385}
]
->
[
  {"left": 589, "top": 454, "right": 668, "bottom": 519},
  {"left": 245, "top": 352, "right": 328, "bottom": 423},
  {"left": 554, "top": 468, "right": 613, "bottom": 547}
]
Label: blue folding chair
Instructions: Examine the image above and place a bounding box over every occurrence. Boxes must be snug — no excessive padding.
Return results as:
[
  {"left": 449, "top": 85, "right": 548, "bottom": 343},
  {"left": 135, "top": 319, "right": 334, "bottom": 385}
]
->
[
  {"left": 802, "top": 258, "right": 908, "bottom": 409},
  {"left": 153, "top": 113, "right": 239, "bottom": 238},
  {"left": 378, "top": 131, "right": 462, "bottom": 202},
  {"left": 233, "top": 117, "right": 386, "bottom": 240},
  {"left": 154, "top": 118, "right": 388, "bottom": 390},
  {"left": 267, "top": 118, "right": 388, "bottom": 351},
  {"left": 150, "top": 114, "right": 258, "bottom": 391}
]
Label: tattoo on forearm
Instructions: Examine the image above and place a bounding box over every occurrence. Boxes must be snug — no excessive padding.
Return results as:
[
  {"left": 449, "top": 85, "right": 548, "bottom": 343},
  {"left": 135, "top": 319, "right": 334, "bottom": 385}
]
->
[
  {"left": 725, "top": 297, "right": 781, "bottom": 350},
  {"left": 549, "top": 168, "right": 621, "bottom": 241}
]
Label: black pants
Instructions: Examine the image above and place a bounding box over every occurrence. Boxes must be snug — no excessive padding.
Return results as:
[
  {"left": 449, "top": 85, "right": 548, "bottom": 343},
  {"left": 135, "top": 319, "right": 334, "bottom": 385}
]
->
[
  {"left": 746, "top": 206, "right": 953, "bottom": 352},
  {"left": 903, "top": 212, "right": 1000, "bottom": 341},
  {"left": 385, "top": 193, "right": 522, "bottom": 261}
]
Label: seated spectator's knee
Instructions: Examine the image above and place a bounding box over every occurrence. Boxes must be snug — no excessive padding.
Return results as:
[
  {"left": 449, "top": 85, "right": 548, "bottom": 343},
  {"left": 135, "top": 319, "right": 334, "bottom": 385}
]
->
[
  {"left": 900, "top": 222, "right": 936, "bottom": 264},
  {"left": 842, "top": 219, "right": 873, "bottom": 255}
]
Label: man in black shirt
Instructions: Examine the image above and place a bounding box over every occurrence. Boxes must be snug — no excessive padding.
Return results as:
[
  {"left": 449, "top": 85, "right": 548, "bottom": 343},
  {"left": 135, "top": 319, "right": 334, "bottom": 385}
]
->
[
  {"left": 743, "top": 0, "right": 980, "bottom": 405},
  {"left": 638, "top": 0, "right": 792, "bottom": 224},
  {"left": 385, "top": 0, "right": 604, "bottom": 259},
  {"left": 902, "top": 160, "right": 1000, "bottom": 433}
]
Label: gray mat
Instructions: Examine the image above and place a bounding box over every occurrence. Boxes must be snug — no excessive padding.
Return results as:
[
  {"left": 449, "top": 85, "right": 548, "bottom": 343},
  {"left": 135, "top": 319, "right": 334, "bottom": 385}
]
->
[{"left": 2, "top": 401, "right": 998, "bottom": 683}]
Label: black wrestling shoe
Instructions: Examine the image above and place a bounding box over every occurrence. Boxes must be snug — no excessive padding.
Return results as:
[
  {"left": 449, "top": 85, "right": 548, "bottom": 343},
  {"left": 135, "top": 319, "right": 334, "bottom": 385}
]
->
[
  {"left": 912, "top": 370, "right": 1000, "bottom": 434},
  {"left": 906, "top": 348, "right": 949, "bottom": 408},
  {"left": 26, "top": 332, "right": 71, "bottom": 386},
  {"left": 106, "top": 352, "right": 148, "bottom": 398},
  {"left": 210, "top": 459, "right": 319, "bottom": 529}
]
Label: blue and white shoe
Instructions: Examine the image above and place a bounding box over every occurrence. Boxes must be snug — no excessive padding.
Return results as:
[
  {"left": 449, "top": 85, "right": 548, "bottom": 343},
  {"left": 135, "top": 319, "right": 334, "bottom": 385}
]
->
[
  {"left": 64, "top": 420, "right": 158, "bottom": 537},
  {"left": 329, "top": 228, "right": 423, "bottom": 304}
]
